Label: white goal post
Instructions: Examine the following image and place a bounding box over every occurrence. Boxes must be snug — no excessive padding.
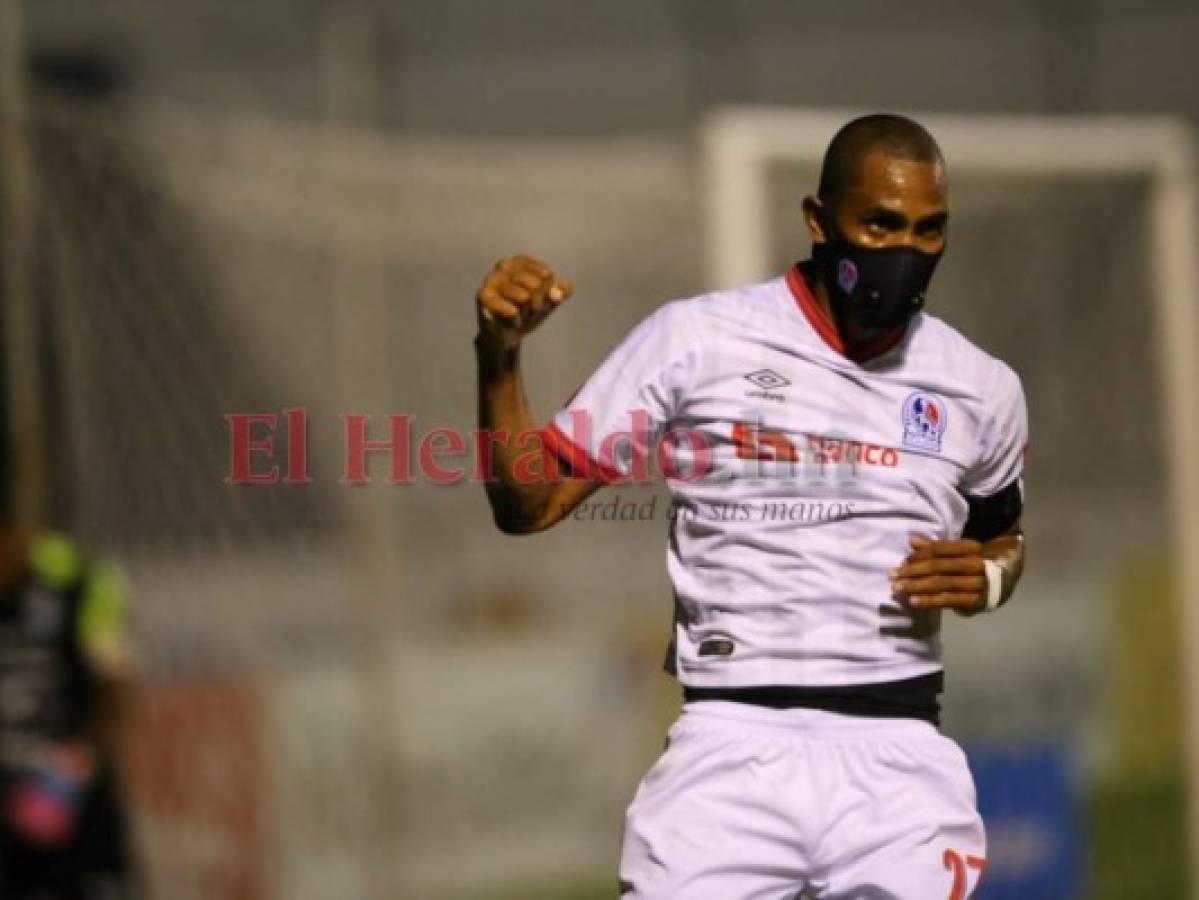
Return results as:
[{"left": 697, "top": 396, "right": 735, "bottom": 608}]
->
[{"left": 701, "top": 106, "right": 1199, "bottom": 891}]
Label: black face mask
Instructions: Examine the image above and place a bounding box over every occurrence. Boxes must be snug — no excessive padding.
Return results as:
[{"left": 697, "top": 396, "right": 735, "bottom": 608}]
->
[{"left": 812, "top": 223, "right": 943, "bottom": 332}]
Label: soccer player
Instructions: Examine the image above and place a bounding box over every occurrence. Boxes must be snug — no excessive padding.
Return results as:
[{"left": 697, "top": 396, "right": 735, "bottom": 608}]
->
[
  {"left": 0, "top": 521, "right": 140, "bottom": 899},
  {"left": 475, "top": 113, "right": 1026, "bottom": 899}
]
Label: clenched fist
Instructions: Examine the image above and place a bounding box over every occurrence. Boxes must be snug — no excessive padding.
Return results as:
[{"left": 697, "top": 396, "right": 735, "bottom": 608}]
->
[{"left": 476, "top": 255, "right": 574, "bottom": 350}]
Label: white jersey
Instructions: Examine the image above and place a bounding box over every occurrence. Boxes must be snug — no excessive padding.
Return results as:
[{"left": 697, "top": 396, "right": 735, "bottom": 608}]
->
[{"left": 544, "top": 266, "right": 1028, "bottom": 688}]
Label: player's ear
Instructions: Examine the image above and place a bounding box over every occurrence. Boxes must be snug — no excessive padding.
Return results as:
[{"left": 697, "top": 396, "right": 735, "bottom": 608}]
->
[{"left": 802, "top": 195, "right": 828, "bottom": 245}]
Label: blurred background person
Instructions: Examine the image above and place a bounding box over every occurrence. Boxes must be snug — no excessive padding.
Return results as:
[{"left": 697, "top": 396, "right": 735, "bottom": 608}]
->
[{"left": 0, "top": 519, "right": 138, "bottom": 899}]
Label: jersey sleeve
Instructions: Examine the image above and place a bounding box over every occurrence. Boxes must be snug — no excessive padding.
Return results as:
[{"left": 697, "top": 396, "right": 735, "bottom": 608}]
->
[
  {"left": 960, "top": 360, "right": 1029, "bottom": 500},
  {"left": 76, "top": 562, "right": 135, "bottom": 677},
  {"left": 543, "top": 300, "right": 700, "bottom": 482}
]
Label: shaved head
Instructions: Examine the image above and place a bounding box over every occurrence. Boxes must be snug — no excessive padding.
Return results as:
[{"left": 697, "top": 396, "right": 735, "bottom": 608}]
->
[
  {"left": 817, "top": 114, "right": 944, "bottom": 206},
  {"left": 800, "top": 113, "right": 950, "bottom": 341}
]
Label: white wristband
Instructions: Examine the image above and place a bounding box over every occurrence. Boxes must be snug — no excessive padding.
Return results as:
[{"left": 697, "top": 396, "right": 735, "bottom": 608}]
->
[{"left": 982, "top": 559, "right": 1005, "bottom": 612}]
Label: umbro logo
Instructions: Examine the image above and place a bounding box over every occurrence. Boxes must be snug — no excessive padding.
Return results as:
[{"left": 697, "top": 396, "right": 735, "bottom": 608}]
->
[
  {"left": 744, "top": 369, "right": 790, "bottom": 390},
  {"left": 744, "top": 369, "right": 789, "bottom": 402}
]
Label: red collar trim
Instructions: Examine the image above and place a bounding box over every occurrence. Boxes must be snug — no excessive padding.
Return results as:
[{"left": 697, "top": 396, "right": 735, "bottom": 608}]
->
[
  {"left": 784, "top": 265, "right": 908, "bottom": 364},
  {"left": 786, "top": 265, "right": 843, "bottom": 352}
]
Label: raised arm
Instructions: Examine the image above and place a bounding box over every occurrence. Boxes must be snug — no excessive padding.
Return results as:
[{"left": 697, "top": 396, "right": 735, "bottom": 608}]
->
[{"left": 476, "top": 254, "right": 600, "bottom": 534}]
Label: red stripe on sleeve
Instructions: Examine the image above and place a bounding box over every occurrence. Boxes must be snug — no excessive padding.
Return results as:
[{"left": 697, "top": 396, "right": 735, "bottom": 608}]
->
[{"left": 540, "top": 421, "right": 624, "bottom": 484}]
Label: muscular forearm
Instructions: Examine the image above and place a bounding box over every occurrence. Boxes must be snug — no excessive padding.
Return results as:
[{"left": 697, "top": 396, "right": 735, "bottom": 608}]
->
[
  {"left": 475, "top": 255, "right": 600, "bottom": 533},
  {"left": 475, "top": 334, "right": 558, "bottom": 531}
]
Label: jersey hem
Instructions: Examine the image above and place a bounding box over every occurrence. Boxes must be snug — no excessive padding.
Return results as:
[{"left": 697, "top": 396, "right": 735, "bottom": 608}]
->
[{"left": 674, "top": 659, "right": 944, "bottom": 689}]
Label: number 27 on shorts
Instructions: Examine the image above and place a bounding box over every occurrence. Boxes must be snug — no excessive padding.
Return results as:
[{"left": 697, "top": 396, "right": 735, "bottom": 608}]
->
[{"left": 944, "top": 849, "right": 986, "bottom": 900}]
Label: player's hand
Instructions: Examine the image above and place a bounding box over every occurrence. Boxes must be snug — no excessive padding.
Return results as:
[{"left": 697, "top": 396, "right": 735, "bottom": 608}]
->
[
  {"left": 476, "top": 254, "right": 574, "bottom": 350},
  {"left": 889, "top": 536, "right": 987, "bottom": 617}
]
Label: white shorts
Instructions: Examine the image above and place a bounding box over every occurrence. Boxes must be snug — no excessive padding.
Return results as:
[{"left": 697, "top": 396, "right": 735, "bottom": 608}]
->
[{"left": 619, "top": 701, "right": 986, "bottom": 900}]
